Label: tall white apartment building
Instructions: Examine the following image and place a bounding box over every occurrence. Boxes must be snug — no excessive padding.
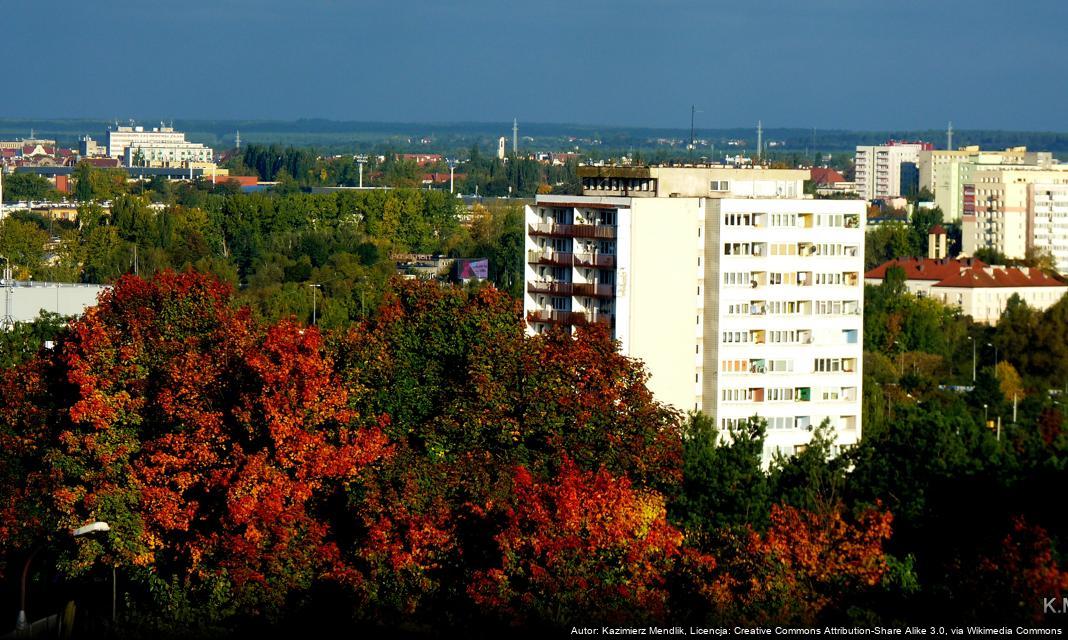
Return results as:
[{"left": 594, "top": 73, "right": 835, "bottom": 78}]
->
[
  {"left": 854, "top": 142, "right": 928, "bottom": 200},
  {"left": 1031, "top": 184, "right": 1068, "bottom": 274},
  {"left": 105, "top": 124, "right": 212, "bottom": 165},
  {"left": 961, "top": 167, "right": 1068, "bottom": 261},
  {"left": 525, "top": 165, "right": 865, "bottom": 461}
]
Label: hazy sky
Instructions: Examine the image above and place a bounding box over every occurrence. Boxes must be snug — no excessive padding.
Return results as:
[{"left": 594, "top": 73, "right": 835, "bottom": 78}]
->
[{"left": 3, "top": 0, "right": 1065, "bottom": 130}]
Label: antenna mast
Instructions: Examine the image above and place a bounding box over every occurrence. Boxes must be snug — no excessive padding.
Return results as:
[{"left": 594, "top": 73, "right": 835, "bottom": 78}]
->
[
  {"left": 946, "top": 121, "right": 954, "bottom": 151},
  {"left": 512, "top": 118, "right": 518, "bottom": 156},
  {"left": 757, "top": 120, "right": 763, "bottom": 164}
]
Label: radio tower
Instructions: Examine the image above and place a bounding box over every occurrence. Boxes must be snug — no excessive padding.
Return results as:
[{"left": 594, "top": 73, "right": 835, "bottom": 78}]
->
[
  {"left": 512, "top": 118, "right": 518, "bottom": 155},
  {"left": 235, "top": 130, "right": 241, "bottom": 151},
  {"left": 946, "top": 121, "right": 953, "bottom": 151}
]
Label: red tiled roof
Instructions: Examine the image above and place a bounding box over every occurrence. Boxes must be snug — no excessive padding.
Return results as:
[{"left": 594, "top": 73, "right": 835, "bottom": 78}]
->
[
  {"left": 865, "top": 257, "right": 986, "bottom": 281},
  {"left": 929, "top": 224, "right": 946, "bottom": 235},
  {"left": 932, "top": 265, "right": 1065, "bottom": 289},
  {"left": 809, "top": 167, "right": 846, "bottom": 185},
  {"left": 867, "top": 257, "right": 1065, "bottom": 289}
]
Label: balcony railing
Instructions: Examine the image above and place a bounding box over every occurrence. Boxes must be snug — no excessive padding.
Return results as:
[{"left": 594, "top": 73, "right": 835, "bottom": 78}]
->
[
  {"left": 527, "top": 250, "right": 575, "bottom": 266},
  {"left": 527, "top": 281, "right": 574, "bottom": 296},
  {"left": 574, "top": 253, "right": 616, "bottom": 268},
  {"left": 528, "top": 223, "right": 617, "bottom": 239},
  {"left": 526, "top": 310, "right": 614, "bottom": 326},
  {"left": 527, "top": 281, "right": 615, "bottom": 298}
]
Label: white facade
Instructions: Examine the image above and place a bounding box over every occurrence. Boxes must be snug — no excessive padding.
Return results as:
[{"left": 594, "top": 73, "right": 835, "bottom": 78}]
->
[
  {"left": 524, "top": 168, "right": 865, "bottom": 463},
  {"left": 1031, "top": 183, "right": 1068, "bottom": 274},
  {"left": 854, "top": 144, "right": 924, "bottom": 200},
  {"left": 961, "top": 167, "right": 1068, "bottom": 260},
  {"left": 106, "top": 125, "right": 211, "bottom": 165},
  {"left": 919, "top": 147, "right": 1056, "bottom": 222},
  {"left": 708, "top": 199, "right": 865, "bottom": 460},
  {"left": 124, "top": 141, "right": 213, "bottom": 167},
  {"left": 1, "top": 281, "right": 108, "bottom": 324}
]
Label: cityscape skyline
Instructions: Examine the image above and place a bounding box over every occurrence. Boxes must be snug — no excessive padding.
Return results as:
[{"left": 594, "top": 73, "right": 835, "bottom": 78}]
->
[{"left": 2, "top": 0, "right": 1066, "bottom": 130}]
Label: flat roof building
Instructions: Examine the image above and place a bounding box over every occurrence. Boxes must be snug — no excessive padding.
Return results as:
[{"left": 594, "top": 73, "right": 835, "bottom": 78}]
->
[{"left": 526, "top": 165, "right": 865, "bottom": 462}]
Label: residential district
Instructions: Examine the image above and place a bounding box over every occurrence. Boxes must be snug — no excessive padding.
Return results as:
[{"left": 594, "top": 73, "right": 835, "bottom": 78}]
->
[{"left": 3, "top": 118, "right": 1068, "bottom": 634}]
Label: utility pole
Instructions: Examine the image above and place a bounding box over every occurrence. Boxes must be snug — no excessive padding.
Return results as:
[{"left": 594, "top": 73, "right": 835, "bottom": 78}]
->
[
  {"left": 756, "top": 120, "right": 763, "bottom": 164},
  {"left": 690, "top": 105, "right": 696, "bottom": 159},
  {"left": 446, "top": 158, "right": 457, "bottom": 194}
]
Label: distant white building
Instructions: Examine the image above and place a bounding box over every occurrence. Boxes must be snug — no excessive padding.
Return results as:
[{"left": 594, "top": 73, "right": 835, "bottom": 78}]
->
[
  {"left": 106, "top": 124, "right": 213, "bottom": 166},
  {"left": 854, "top": 142, "right": 929, "bottom": 201}
]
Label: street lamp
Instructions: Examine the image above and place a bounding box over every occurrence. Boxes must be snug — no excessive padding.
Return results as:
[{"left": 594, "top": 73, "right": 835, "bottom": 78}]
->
[
  {"left": 983, "top": 403, "right": 989, "bottom": 427},
  {"left": 308, "top": 283, "right": 322, "bottom": 326},
  {"left": 966, "top": 336, "right": 976, "bottom": 383},
  {"left": 987, "top": 342, "right": 998, "bottom": 378}
]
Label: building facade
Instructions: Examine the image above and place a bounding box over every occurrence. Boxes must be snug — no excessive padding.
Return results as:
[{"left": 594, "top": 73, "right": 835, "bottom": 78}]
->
[
  {"left": 106, "top": 124, "right": 212, "bottom": 165},
  {"left": 854, "top": 142, "right": 929, "bottom": 201},
  {"left": 919, "top": 147, "right": 1056, "bottom": 222},
  {"left": 1031, "top": 183, "right": 1068, "bottom": 274},
  {"left": 961, "top": 167, "right": 1068, "bottom": 261},
  {"left": 525, "top": 166, "right": 865, "bottom": 461},
  {"left": 865, "top": 257, "right": 1067, "bottom": 324}
]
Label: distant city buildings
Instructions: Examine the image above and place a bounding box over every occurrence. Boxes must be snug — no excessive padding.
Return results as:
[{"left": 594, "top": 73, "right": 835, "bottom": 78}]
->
[
  {"left": 853, "top": 141, "right": 930, "bottom": 200},
  {"left": 918, "top": 146, "right": 1057, "bottom": 222},
  {"left": 525, "top": 164, "right": 865, "bottom": 462}
]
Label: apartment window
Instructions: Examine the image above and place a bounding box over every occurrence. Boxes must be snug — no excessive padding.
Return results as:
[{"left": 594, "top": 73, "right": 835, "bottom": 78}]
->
[{"left": 711, "top": 180, "right": 730, "bottom": 192}]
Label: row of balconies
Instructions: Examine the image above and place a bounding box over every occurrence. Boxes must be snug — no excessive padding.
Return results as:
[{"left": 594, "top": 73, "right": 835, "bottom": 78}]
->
[
  {"left": 526, "top": 281, "right": 615, "bottom": 298},
  {"left": 528, "top": 222, "right": 617, "bottom": 239},
  {"left": 528, "top": 250, "right": 617, "bottom": 268},
  {"left": 526, "top": 309, "right": 614, "bottom": 326}
]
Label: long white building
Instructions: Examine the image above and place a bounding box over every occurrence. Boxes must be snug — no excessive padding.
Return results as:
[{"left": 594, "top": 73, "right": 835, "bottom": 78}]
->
[
  {"left": 106, "top": 124, "right": 213, "bottom": 165},
  {"left": 525, "top": 165, "right": 865, "bottom": 461}
]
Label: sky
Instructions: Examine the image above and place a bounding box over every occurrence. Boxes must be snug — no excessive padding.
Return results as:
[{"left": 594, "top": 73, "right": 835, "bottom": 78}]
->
[{"left": 2, "top": 0, "right": 1066, "bottom": 131}]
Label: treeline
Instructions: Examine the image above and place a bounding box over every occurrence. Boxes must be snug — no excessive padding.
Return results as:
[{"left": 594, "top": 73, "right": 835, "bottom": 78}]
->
[
  {"left": 2, "top": 165, "right": 525, "bottom": 324},
  {"left": 0, "top": 273, "right": 1064, "bottom": 636}
]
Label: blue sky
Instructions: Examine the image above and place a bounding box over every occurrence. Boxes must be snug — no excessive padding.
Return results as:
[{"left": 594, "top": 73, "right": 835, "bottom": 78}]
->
[{"left": 2, "top": 0, "right": 1065, "bottom": 130}]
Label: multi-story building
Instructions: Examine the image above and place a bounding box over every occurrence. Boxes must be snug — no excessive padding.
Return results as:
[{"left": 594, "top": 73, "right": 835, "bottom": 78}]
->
[
  {"left": 105, "top": 124, "right": 212, "bottom": 166},
  {"left": 525, "top": 165, "right": 865, "bottom": 461},
  {"left": 865, "top": 257, "right": 1066, "bottom": 325},
  {"left": 854, "top": 142, "right": 930, "bottom": 201},
  {"left": 1031, "top": 183, "right": 1068, "bottom": 274},
  {"left": 919, "top": 146, "right": 1056, "bottom": 222},
  {"left": 961, "top": 167, "right": 1068, "bottom": 261}
]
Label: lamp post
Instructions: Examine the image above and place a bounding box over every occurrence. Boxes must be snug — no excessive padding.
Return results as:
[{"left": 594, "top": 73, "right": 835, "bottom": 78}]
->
[
  {"left": 308, "top": 283, "right": 322, "bottom": 326},
  {"left": 967, "top": 335, "right": 976, "bottom": 382},
  {"left": 983, "top": 403, "right": 989, "bottom": 427},
  {"left": 988, "top": 342, "right": 998, "bottom": 378}
]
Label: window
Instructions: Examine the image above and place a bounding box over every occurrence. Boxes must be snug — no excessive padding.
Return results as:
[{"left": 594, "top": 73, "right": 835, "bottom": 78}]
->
[{"left": 711, "top": 180, "right": 730, "bottom": 192}]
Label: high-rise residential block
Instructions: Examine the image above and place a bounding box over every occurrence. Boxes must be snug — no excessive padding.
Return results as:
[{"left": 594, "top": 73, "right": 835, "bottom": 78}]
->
[
  {"left": 854, "top": 142, "right": 930, "bottom": 201},
  {"left": 525, "top": 165, "right": 865, "bottom": 461}
]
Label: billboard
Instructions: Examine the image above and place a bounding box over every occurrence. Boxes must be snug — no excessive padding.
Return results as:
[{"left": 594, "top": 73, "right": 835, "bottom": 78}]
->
[{"left": 454, "top": 258, "right": 489, "bottom": 282}]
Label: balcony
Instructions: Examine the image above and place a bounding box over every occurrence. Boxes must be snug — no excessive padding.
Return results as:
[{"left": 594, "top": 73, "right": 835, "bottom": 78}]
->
[
  {"left": 526, "top": 309, "right": 614, "bottom": 326},
  {"left": 572, "top": 283, "right": 615, "bottom": 298},
  {"left": 527, "top": 280, "right": 574, "bottom": 296},
  {"left": 574, "top": 253, "right": 616, "bottom": 268},
  {"left": 527, "top": 249, "right": 575, "bottom": 267},
  {"left": 528, "top": 222, "right": 617, "bottom": 239}
]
